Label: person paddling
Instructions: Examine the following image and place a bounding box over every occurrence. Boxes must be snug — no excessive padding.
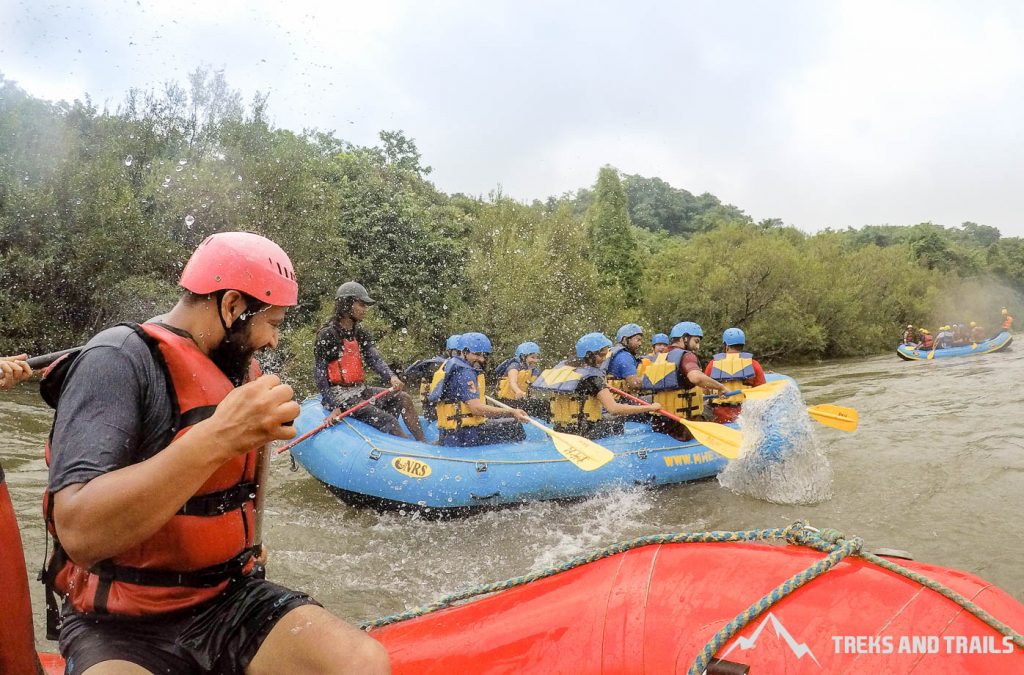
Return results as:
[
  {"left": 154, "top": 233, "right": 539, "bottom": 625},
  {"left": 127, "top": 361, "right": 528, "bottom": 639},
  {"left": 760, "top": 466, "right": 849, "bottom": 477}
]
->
[
  {"left": 637, "top": 333, "right": 669, "bottom": 381},
  {"left": 42, "top": 232, "right": 389, "bottom": 674},
  {"left": 428, "top": 332, "right": 529, "bottom": 447},
  {"left": 405, "top": 335, "right": 461, "bottom": 422},
  {"left": 493, "top": 341, "right": 547, "bottom": 418},
  {"left": 314, "top": 281, "right": 425, "bottom": 441},
  {"left": 641, "top": 322, "right": 729, "bottom": 441},
  {"left": 531, "top": 332, "right": 659, "bottom": 440},
  {"left": 969, "top": 321, "right": 986, "bottom": 342},
  {"left": 704, "top": 327, "right": 767, "bottom": 423},
  {"left": 605, "top": 323, "right": 645, "bottom": 392}
]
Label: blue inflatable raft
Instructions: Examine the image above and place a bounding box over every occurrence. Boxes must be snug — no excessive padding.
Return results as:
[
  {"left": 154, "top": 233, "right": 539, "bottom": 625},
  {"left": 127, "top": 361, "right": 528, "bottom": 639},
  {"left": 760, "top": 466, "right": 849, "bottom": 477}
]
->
[
  {"left": 896, "top": 331, "right": 1012, "bottom": 361},
  {"left": 289, "top": 375, "right": 797, "bottom": 513}
]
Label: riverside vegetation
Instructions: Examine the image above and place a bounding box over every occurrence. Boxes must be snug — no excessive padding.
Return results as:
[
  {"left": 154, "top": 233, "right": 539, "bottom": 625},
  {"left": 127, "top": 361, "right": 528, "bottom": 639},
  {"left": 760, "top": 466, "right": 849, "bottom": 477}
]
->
[{"left": 2, "top": 69, "right": 1021, "bottom": 394}]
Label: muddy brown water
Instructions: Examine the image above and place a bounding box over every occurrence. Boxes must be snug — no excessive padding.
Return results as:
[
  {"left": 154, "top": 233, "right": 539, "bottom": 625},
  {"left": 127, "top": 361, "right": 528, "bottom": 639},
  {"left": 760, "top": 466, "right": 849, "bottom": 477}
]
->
[{"left": 3, "top": 349, "right": 1022, "bottom": 650}]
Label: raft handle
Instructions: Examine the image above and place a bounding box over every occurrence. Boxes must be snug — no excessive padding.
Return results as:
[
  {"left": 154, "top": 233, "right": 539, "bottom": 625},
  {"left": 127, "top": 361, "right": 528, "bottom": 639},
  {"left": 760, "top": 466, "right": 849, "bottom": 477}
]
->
[
  {"left": 637, "top": 449, "right": 648, "bottom": 460},
  {"left": 475, "top": 462, "right": 487, "bottom": 473},
  {"left": 707, "top": 659, "right": 750, "bottom": 674},
  {"left": 368, "top": 449, "right": 381, "bottom": 461},
  {"left": 470, "top": 492, "right": 500, "bottom": 501},
  {"left": 873, "top": 547, "right": 914, "bottom": 561}
]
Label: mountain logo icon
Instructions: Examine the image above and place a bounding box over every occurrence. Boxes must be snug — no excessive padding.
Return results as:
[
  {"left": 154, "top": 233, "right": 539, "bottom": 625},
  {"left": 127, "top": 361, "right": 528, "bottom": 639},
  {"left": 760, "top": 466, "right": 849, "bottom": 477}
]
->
[{"left": 714, "top": 611, "right": 820, "bottom": 668}]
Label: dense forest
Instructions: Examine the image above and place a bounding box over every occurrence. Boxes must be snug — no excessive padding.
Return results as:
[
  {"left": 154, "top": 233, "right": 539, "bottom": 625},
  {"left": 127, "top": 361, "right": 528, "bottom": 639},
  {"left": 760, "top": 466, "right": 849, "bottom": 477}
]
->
[{"left": 1, "top": 70, "right": 1021, "bottom": 392}]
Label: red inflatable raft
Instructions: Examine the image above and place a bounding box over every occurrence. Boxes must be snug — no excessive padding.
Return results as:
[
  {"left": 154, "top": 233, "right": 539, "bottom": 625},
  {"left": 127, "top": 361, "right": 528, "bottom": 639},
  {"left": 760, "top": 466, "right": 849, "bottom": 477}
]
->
[
  {"left": 370, "top": 530, "right": 1024, "bottom": 674},
  {"left": 4, "top": 461, "right": 1022, "bottom": 673}
]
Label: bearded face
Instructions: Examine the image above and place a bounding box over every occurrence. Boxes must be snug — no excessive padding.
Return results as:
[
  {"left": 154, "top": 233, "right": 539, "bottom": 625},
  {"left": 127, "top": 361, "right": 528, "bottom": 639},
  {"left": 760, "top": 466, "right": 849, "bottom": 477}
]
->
[{"left": 209, "top": 308, "right": 258, "bottom": 386}]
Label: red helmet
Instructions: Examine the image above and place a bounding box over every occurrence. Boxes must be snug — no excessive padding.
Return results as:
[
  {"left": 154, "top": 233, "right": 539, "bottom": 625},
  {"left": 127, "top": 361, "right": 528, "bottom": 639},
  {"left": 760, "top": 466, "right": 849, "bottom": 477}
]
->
[{"left": 179, "top": 232, "right": 298, "bottom": 306}]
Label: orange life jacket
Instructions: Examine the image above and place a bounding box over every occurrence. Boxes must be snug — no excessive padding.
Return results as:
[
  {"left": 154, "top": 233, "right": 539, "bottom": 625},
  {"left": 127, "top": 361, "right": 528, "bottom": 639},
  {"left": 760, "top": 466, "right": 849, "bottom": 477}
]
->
[
  {"left": 41, "top": 323, "right": 258, "bottom": 631},
  {"left": 1003, "top": 315, "right": 1013, "bottom": 330},
  {"left": 326, "top": 337, "right": 366, "bottom": 386}
]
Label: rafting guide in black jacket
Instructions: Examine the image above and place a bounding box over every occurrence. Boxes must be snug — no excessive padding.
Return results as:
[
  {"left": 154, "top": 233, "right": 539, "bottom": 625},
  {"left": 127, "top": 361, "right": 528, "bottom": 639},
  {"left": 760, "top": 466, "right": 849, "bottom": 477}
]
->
[{"left": 314, "top": 281, "right": 426, "bottom": 441}]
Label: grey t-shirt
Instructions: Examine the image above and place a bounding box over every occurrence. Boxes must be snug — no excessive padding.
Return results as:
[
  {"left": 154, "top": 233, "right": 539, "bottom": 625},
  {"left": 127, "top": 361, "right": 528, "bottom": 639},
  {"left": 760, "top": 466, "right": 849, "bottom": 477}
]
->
[{"left": 47, "top": 324, "right": 176, "bottom": 494}]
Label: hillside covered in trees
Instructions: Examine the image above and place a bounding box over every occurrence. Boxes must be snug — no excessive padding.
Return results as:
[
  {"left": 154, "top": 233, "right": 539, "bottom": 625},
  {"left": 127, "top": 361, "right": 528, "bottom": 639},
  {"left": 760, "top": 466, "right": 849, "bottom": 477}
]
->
[{"left": 1, "top": 70, "right": 1021, "bottom": 389}]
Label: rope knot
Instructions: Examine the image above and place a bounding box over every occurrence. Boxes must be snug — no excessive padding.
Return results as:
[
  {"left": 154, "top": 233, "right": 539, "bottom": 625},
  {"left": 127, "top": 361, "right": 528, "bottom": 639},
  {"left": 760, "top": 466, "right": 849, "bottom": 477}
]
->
[
  {"left": 781, "top": 520, "right": 806, "bottom": 545},
  {"left": 818, "top": 527, "right": 846, "bottom": 544}
]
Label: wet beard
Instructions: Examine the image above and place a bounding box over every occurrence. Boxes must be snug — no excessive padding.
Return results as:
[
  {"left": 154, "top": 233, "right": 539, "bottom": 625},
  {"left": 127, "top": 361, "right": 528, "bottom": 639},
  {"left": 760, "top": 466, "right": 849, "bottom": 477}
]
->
[{"left": 209, "top": 323, "right": 256, "bottom": 386}]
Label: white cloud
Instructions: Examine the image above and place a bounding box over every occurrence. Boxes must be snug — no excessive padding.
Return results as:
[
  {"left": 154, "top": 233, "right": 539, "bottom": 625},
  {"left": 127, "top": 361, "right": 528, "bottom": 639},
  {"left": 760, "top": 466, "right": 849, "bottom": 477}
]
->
[{"left": 3, "top": 0, "right": 1024, "bottom": 234}]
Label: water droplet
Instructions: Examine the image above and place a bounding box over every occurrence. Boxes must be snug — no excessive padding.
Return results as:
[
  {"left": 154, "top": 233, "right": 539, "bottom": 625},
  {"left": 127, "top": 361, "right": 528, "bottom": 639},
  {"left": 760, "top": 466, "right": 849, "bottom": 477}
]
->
[
  {"left": 175, "top": 165, "right": 184, "bottom": 172},
  {"left": 178, "top": 159, "right": 188, "bottom": 166},
  {"left": 185, "top": 215, "right": 195, "bottom": 228},
  {"left": 124, "top": 155, "right": 134, "bottom": 166}
]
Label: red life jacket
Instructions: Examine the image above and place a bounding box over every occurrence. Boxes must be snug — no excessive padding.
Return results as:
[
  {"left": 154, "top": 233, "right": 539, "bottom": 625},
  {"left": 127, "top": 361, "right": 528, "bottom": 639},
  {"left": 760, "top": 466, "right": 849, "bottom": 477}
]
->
[
  {"left": 326, "top": 337, "right": 366, "bottom": 386},
  {"left": 41, "top": 323, "right": 258, "bottom": 630}
]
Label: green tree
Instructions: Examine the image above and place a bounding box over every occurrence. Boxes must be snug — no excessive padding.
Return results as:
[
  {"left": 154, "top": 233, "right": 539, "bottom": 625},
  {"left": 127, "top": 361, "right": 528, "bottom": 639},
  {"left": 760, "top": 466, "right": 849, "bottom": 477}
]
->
[{"left": 584, "top": 167, "right": 642, "bottom": 305}]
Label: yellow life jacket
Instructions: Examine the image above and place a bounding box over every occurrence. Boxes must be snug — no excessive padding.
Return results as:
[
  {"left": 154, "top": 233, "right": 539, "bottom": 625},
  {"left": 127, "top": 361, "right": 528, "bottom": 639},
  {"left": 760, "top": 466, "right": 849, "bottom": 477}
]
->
[
  {"left": 641, "top": 349, "right": 704, "bottom": 419},
  {"left": 494, "top": 357, "right": 538, "bottom": 399},
  {"left": 532, "top": 363, "right": 604, "bottom": 425},
  {"left": 707, "top": 352, "right": 755, "bottom": 405},
  {"left": 636, "top": 352, "right": 659, "bottom": 381},
  {"left": 429, "top": 358, "right": 486, "bottom": 430},
  {"left": 602, "top": 346, "right": 635, "bottom": 391}
]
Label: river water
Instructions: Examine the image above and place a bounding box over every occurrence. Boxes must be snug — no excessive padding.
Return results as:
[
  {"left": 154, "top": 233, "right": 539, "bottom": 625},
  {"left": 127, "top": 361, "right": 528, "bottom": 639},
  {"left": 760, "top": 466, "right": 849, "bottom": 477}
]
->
[{"left": 3, "top": 349, "right": 1022, "bottom": 650}]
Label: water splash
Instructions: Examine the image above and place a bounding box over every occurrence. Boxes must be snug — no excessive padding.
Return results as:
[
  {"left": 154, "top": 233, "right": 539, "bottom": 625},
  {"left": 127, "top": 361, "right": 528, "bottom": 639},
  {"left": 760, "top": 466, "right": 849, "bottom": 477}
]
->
[
  {"left": 718, "top": 383, "right": 833, "bottom": 505},
  {"left": 184, "top": 214, "right": 195, "bottom": 228},
  {"left": 123, "top": 154, "right": 133, "bottom": 166}
]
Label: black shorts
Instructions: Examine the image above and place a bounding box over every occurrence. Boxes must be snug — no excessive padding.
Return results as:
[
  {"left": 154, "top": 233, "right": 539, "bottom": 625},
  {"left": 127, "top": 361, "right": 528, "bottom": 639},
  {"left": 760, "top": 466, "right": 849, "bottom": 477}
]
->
[{"left": 60, "top": 577, "right": 320, "bottom": 674}]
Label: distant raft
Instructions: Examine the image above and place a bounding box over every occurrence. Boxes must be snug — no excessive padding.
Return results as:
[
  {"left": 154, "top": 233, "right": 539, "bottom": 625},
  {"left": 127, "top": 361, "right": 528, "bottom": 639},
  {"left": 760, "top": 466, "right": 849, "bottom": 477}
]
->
[
  {"left": 896, "top": 331, "right": 1012, "bottom": 361},
  {"left": 288, "top": 375, "right": 797, "bottom": 513}
]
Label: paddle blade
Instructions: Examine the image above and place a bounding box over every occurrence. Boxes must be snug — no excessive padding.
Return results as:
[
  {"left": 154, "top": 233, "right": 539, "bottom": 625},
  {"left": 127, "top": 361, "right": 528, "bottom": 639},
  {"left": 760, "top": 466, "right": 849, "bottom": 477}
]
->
[
  {"left": 807, "top": 404, "right": 859, "bottom": 433},
  {"left": 678, "top": 418, "right": 743, "bottom": 460},
  {"left": 738, "top": 379, "right": 790, "bottom": 400},
  {"left": 547, "top": 429, "right": 615, "bottom": 471}
]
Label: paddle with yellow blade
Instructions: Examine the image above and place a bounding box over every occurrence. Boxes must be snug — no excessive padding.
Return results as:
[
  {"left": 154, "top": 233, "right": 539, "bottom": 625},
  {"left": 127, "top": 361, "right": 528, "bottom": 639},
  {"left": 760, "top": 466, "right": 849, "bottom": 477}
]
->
[
  {"left": 607, "top": 386, "right": 743, "bottom": 460},
  {"left": 486, "top": 396, "right": 614, "bottom": 471},
  {"left": 711, "top": 380, "right": 859, "bottom": 432}
]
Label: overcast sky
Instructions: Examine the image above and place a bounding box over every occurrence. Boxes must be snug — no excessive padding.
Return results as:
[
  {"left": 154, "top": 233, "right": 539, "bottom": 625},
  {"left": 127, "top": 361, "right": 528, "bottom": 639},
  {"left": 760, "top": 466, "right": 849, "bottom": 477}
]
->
[{"left": 4, "top": 0, "right": 1024, "bottom": 235}]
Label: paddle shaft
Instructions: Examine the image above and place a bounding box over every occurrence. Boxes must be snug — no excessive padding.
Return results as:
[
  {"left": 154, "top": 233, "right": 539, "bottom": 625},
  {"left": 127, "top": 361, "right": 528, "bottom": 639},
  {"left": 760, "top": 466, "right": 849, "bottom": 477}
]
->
[
  {"left": 608, "top": 386, "right": 688, "bottom": 424},
  {"left": 484, "top": 395, "right": 544, "bottom": 431},
  {"left": 252, "top": 444, "right": 271, "bottom": 577},
  {"left": 704, "top": 389, "right": 742, "bottom": 399},
  {"left": 26, "top": 347, "right": 80, "bottom": 369},
  {"left": 275, "top": 387, "right": 396, "bottom": 455}
]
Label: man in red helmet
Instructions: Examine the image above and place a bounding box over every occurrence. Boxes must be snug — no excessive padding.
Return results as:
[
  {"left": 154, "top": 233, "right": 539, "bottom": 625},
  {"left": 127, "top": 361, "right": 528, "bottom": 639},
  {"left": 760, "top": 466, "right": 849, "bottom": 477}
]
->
[{"left": 43, "top": 232, "right": 389, "bottom": 674}]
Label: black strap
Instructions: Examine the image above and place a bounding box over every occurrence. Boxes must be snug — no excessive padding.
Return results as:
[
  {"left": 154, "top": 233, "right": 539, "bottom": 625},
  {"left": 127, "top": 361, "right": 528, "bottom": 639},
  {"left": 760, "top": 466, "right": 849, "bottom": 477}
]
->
[
  {"left": 178, "top": 405, "right": 218, "bottom": 431},
  {"left": 91, "top": 548, "right": 254, "bottom": 589},
  {"left": 39, "top": 540, "right": 68, "bottom": 640},
  {"left": 177, "top": 482, "right": 257, "bottom": 517}
]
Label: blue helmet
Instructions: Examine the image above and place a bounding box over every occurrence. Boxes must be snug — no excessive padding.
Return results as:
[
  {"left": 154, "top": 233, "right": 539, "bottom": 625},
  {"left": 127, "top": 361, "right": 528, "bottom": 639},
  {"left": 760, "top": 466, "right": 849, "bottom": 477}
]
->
[
  {"left": 446, "top": 334, "right": 462, "bottom": 351},
  {"left": 670, "top": 321, "right": 704, "bottom": 340},
  {"left": 651, "top": 333, "right": 670, "bottom": 346},
  {"left": 615, "top": 323, "right": 644, "bottom": 343},
  {"left": 722, "top": 327, "right": 745, "bottom": 347},
  {"left": 576, "top": 332, "right": 613, "bottom": 358},
  {"left": 460, "top": 332, "right": 492, "bottom": 354},
  {"left": 515, "top": 341, "right": 541, "bottom": 358}
]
